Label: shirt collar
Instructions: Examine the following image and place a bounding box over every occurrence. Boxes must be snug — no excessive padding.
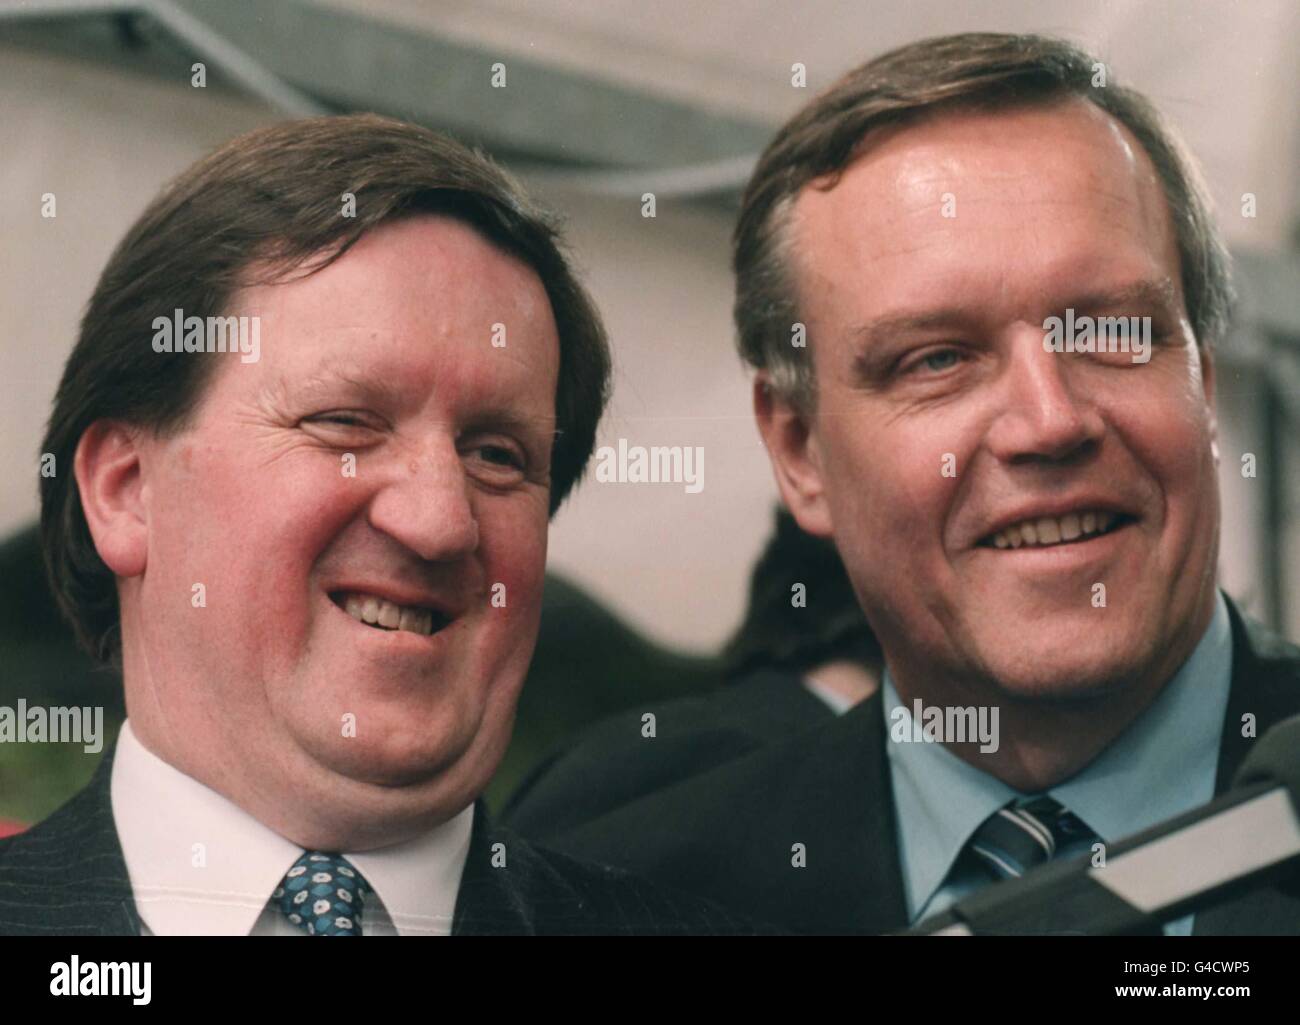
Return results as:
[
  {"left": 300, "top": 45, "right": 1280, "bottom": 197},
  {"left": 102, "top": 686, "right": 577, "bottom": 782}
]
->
[
  {"left": 111, "top": 720, "right": 473, "bottom": 935},
  {"left": 1051, "top": 590, "right": 1232, "bottom": 841},
  {"left": 346, "top": 813, "right": 473, "bottom": 936},
  {"left": 882, "top": 678, "right": 1014, "bottom": 919},
  {"left": 882, "top": 590, "right": 1233, "bottom": 920}
]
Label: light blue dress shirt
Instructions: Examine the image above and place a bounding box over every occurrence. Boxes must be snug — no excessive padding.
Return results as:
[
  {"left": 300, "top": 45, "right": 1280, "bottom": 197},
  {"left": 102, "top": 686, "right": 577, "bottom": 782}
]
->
[{"left": 882, "top": 590, "right": 1233, "bottom": 936}]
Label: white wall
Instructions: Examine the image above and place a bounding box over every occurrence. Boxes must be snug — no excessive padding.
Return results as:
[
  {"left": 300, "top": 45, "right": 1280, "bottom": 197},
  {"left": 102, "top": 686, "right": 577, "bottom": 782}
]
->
[
  {"left": 0, "top": 47, "right": 273, "bottom": 538},
  {"left": 538, "top": 188, "right": 777, "bottom": 650}
]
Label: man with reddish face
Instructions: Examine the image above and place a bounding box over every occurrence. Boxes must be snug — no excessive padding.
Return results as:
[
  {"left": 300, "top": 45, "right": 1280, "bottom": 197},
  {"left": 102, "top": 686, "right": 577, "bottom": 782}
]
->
[
  {"left": 0, "top": 115, "right": 757, "bottom": 937},
  {"left": 117, "top": 215, "right": 555, "bottom": 851},
  {"left": 504, "top": 34, "right": 1300, "bottom": 937}
]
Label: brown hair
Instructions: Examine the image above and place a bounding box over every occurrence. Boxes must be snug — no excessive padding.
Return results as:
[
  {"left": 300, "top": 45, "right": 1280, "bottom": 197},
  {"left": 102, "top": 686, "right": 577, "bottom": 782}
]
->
[
  {"left": 41, "top": 113, "right": 611, "bottom": 662},
  {"left": 733, "top": 32, "right": 1234, "bottom": 409}
]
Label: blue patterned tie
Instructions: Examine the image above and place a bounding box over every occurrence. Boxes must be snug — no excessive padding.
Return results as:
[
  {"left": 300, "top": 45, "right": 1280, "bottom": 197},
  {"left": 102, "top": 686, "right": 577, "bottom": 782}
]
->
[
  {"left": 273, "top": 852, "right": 371, "bottom": 936},
  {"left": 966, "top": 795, "right": 1097, "bottom": 880}
]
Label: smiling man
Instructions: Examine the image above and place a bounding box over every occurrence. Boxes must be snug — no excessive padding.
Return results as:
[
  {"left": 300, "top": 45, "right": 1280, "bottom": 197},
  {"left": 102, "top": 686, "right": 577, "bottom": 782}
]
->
[
  {"left": 505, "top": 33, "right": 1300, "bottom": 935},
  {"left": 0, "top": 114, "right": 754, "bottom": 936},
  {"left": 766, "top": 94, "right": 1222, "bottom": 793}
]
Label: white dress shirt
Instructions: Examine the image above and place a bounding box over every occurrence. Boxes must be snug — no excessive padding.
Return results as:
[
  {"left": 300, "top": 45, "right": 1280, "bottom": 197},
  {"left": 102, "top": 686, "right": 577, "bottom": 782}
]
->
[{"left": 111, "top": 720, "right": 473, "bottom": 935}]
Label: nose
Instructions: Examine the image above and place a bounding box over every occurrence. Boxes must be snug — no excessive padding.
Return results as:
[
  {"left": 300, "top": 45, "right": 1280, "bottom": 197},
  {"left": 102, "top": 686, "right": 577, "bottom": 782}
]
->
[
  {"left": 367, "top": 439, "right": 479, "bottom": 563},
  {"left": 984, "top": 324, "right": 1105, "bottom": 465}
]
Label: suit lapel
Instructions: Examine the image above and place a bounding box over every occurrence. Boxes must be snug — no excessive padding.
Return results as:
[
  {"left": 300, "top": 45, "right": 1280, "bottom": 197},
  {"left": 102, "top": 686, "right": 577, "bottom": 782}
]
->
[
  {"left": 0, "top": 744, "right": 140, "bottom": 935},
  {"left": 451, "top": 802, "right": 537, "bottom": 935},
  {"left": 660, "top": 689, "right": 907, "bottom": 935},
  {"left": 1194, "top": 598, "right": 1300, "bottom": 935},
  {"left": 538, "top": 687, "right": 907, "bottom": 934},
  {"left": 774, "top": 690, "right": 908, "bottom": 934}
]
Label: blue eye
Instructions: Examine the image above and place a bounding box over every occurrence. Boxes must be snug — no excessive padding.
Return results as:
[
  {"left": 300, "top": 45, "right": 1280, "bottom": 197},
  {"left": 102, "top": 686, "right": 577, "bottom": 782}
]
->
[{"left": 919, "top": 349, "right": 960, "bottom": 372}]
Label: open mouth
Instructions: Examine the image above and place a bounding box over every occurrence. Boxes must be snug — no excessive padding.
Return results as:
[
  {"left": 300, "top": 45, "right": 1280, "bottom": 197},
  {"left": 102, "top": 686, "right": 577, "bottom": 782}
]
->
[
  {"left": 977, "top": 510, "right": 1136, "bottom": 550},
  {"left": 328, "top": 591, "right": 451, "bottom": 637}
]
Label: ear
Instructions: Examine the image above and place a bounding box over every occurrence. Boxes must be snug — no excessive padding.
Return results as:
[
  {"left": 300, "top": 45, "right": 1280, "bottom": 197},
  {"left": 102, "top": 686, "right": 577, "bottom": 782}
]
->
[
  {"left": 753, "top": 372, "right": 834, "bottom": 538},
  {"left": 74, "top": 420, "right": 148, "bottom": 578}
]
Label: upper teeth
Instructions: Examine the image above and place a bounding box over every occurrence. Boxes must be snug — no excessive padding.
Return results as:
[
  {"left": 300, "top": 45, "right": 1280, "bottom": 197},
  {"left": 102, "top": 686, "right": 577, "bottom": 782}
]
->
[
  {"left": 342, "top": 593, "right": 437, "bottom": 636},
  {"left": 990, "top": 510, "right": 1117, "bottom": 549}
]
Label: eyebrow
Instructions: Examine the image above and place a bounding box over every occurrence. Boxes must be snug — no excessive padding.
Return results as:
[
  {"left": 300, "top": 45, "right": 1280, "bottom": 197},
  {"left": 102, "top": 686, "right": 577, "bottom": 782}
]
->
[
  {"left": 275, "top": 367, "right": 405, "bottom": 407},
  {"left": 465, "top": 409, "right": 561, "bottom": 445},
  {"left": 850, "top": 309, "right": 973, "bottom": 352},
  {"left": 1057, "top": 277, "right": 1179, "bottom": 315},
  {"left": 278, "top": 369, "right": 558, "bottom": 438},
  {"left": 848, "top": 277, "right": 1180, "bottom": 375}
]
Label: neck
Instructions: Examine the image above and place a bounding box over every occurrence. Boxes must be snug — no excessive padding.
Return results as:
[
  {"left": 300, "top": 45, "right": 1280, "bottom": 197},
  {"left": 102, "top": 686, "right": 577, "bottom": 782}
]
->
[{"left": 887, "top": 594, "right": 1219, "bottom": 792}]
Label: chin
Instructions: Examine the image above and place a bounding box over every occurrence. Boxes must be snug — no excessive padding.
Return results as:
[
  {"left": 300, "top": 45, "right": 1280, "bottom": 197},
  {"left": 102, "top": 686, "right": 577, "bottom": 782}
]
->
[
  {"left": 975, "top": 637, "right": 1153, "bottom": 703},
  {"left": 291, "top": 716, "right": 476, "bottom": 788}
]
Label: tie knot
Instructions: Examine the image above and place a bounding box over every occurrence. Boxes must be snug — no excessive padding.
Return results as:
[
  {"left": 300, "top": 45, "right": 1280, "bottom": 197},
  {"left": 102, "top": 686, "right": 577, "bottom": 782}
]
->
[
  {"left": 273, "top": 852, "right": 370, "bottom": 936},
  {"left": 966, "top": 796, "right": 1096, "bottom": 881}
]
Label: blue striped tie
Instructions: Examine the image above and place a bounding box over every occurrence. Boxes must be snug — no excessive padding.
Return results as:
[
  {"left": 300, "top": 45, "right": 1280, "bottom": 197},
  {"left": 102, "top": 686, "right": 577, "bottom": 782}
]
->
[{"left": 966, "top": 795, "right": 1097, "bottom": 880}]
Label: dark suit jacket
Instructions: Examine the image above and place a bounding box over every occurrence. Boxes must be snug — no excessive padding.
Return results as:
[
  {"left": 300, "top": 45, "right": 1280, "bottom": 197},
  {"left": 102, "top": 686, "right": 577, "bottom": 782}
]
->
[
  {"left": 505, "top": 666, "right": 836, "bottom": 838},
  {"left": 0, "top": 744, "right": 761, "bottom": 936},
  {"left": 505, "top": 597, "right": 1300, "bottom": 935}
]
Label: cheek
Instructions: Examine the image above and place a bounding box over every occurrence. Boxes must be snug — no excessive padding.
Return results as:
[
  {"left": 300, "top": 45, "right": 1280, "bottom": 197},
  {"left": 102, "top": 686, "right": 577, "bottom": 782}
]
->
[
  {"left": 820, "top": 406, "right": 966, "bottom": 548},
  {"left": 160, "top": 444, "right": 361, "bottom": 609},
  {"left": 1109, "top": 375, "right": 1217, "bottom": 507},
  {"left": 476, "top": 502, "right": 549, "bottom": 626}
]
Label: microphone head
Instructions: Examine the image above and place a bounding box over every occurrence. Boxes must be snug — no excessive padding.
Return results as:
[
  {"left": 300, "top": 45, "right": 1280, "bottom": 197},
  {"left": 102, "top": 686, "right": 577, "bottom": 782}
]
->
[
  {"left": 1232, "top": 714, "right": 1300, "bottom": 899},
  {"left": 1233, "top": 714, "right": 1300, "bottom": 798}
]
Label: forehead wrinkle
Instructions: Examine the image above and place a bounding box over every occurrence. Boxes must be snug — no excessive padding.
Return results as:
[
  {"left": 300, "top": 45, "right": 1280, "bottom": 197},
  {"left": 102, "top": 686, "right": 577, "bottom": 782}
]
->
[{"left": 854, "top": 277, "right": 1178, "bottom": 336}]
